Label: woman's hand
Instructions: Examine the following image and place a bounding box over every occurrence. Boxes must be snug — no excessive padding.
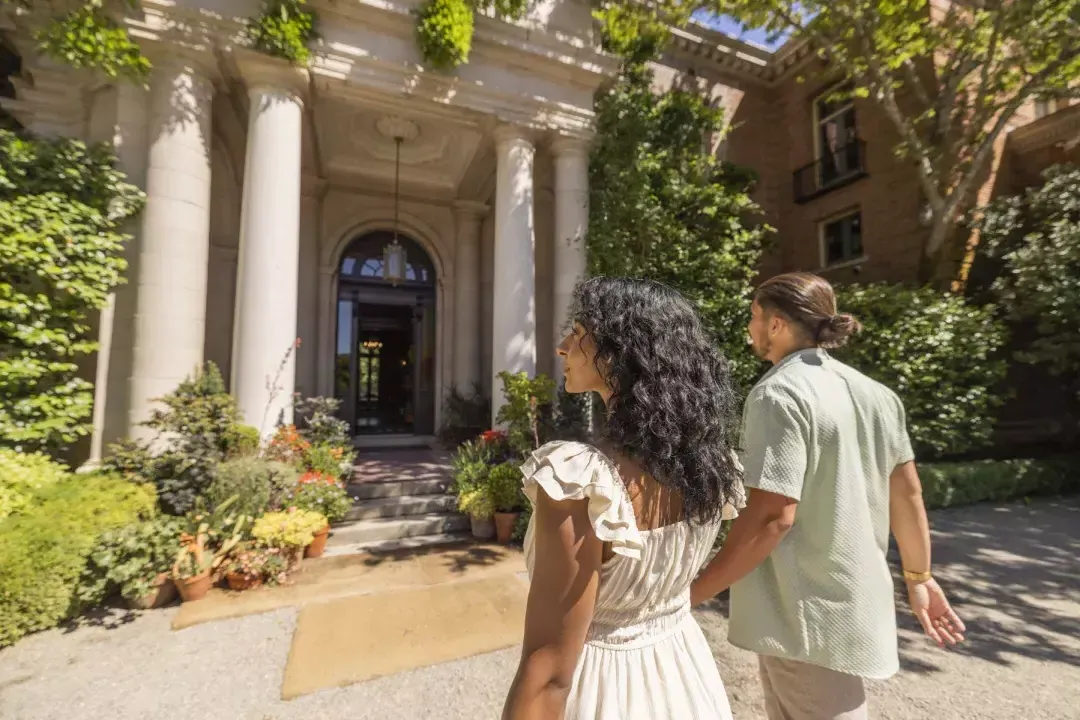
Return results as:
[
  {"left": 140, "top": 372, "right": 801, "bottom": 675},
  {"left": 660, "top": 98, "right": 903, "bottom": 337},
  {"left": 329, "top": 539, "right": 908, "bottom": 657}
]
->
[{"left": 907, "top": 577, "right": 965, "bottom": 648}]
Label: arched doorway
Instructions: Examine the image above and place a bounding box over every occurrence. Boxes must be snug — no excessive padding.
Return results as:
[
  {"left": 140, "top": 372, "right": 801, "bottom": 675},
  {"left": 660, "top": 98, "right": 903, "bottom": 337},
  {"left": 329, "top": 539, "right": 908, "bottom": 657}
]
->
[{"left": 334, "top": 232, "right": 437, "bottom": 436}]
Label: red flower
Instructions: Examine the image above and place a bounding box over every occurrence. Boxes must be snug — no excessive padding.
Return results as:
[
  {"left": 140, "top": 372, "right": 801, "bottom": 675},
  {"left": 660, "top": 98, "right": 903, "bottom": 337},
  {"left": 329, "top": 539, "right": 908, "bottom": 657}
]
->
[{"left": 480, "top": 429, "right": 506, "bottom": 443}]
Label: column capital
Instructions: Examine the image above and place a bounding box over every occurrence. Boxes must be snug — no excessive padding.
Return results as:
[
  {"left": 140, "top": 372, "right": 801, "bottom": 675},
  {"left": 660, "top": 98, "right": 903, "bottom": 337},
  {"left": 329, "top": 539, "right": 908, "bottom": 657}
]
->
[
  {"left": 493, "top": 123, "right": 536, "bottom": 150},
  {"left": 232, "top": 48, "right": 310, "bottom": 105},
  {"left": 142, "top": 43, "right": 222, "bottom": 85},
  {"left": 550, "top": 135, "right": 591, "bottom": 160},
  {"left": 453, "top": 200, "right": 490, "bottom": 220}
]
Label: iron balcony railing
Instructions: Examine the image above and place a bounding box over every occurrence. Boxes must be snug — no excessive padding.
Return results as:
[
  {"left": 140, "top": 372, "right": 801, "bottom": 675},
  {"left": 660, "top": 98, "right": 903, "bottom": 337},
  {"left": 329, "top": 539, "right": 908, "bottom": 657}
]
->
[{"left": 793, "top": 140, "right": 868, "bottom": 204}]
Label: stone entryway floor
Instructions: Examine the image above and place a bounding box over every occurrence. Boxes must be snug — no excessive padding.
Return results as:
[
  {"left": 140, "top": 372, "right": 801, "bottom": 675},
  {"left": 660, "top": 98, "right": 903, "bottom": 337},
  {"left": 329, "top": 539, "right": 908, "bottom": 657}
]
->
[{"left": 1, "top": 498, "right": 1078, "bottom": 720}]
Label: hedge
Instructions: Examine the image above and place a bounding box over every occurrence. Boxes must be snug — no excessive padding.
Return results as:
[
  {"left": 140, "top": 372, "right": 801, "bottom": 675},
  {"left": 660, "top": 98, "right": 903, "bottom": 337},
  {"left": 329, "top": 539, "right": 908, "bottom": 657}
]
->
[
  {"left": 0, "top": 472, "right": 157, "bottom": 647},
  {"left": 919, "top": 456, "right": 1079, "bottom": 510}
]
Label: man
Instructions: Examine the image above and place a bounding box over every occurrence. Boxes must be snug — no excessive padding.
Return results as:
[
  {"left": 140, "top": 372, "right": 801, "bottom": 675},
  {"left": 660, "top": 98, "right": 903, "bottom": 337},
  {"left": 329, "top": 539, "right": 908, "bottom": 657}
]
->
[{"left": 691, "top": 272, "right": 965, "bottom": 720}]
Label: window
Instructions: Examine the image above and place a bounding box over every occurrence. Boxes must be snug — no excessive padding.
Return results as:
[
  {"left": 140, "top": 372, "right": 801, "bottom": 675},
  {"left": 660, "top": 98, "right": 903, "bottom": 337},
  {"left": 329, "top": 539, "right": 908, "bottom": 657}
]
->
[
  {"left": 815, "top": 83, "right": 859, "bottom": 186},
  {"left": 337, "top": 232, "right": 435, "bottom": 286},
  {"left": 820, "top": 211, "right": 863, "bottom": 267},
  {"left": 1034, "top": 97, "right": 1059, "bottom": 120}
]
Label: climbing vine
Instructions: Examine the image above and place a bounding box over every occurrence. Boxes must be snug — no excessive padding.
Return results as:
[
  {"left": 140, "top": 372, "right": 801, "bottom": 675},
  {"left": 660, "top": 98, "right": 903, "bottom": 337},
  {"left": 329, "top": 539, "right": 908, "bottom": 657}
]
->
[
  {"left": 414, "top": 0, "right": 532, "bottom": 70},
  {"left": 246, "top": 0, "right": 318, "bottom": 65},
  {"left": 3, "top": 0, "right": 149, "bottom": 81},
  {"left": 0, "top": 131, "right": 144, "bottom": 452}
]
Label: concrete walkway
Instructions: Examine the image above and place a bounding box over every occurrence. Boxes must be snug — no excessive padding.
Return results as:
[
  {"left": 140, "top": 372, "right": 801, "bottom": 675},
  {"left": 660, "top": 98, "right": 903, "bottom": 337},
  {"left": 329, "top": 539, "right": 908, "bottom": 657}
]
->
[{"left": 0, "top": 498, "right": 1076, "bottom": 719}]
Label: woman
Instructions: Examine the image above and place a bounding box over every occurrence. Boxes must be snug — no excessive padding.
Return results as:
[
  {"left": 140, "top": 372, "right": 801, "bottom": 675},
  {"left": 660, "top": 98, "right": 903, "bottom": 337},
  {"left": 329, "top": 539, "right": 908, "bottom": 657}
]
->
[{"left": 502, "top": 277, "right": 745, "bottom": 720}]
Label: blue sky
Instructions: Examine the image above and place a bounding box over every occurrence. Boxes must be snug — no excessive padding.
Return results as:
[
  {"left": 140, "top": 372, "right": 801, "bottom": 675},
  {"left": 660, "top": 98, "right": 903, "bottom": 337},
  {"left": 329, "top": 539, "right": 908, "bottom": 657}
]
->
[{"left": 690, "top": 11, "right": 790, "bottom": 51}]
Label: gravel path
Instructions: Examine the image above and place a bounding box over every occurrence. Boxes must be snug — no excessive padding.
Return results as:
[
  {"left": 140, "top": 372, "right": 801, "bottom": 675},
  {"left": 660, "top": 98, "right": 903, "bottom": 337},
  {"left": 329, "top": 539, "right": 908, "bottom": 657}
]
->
[{"left": 1, "top": 497, "right": 1077, "bottom": 720}]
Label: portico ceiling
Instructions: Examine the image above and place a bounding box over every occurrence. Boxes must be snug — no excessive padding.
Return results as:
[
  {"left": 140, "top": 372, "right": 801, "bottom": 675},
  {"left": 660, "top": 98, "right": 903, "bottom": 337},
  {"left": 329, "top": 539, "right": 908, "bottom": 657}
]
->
[{"left": 316, "top": 99, "right": 485, "bottom": 195}]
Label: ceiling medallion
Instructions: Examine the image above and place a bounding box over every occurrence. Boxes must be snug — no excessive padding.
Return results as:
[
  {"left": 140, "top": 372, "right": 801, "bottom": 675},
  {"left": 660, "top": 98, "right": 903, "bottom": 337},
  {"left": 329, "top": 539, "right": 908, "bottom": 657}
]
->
[{"left": 375, "top": 115, "right": 420, "bottom": 142}]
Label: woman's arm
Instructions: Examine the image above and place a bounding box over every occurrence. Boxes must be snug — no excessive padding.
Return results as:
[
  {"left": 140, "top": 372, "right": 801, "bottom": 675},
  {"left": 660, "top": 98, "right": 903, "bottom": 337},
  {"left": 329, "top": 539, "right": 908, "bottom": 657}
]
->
[{"left": 502, "top": 490, "right": 602, "bottom": 720}]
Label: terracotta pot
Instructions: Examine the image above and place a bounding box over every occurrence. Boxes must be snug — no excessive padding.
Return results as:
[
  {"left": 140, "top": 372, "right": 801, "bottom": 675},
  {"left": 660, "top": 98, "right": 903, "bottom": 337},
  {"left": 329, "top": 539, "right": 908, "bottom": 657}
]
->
[
  {"left": 470, "top": 514, "right": 496, "bottom": 540},
  {"left": 225, "top": 571, "right": 264, "bottom": 592},
  {"left": 305, "top": 526, "right": 330, "bottom": 559},
  {"left": 127, "top": 573, "right": 177, "bottom": 610},
  {"left": 174, "top": 571, "right": 212, "bottom": 603},
  {"left": 494, "top": 512, "right": 520, "bottom": 544}
]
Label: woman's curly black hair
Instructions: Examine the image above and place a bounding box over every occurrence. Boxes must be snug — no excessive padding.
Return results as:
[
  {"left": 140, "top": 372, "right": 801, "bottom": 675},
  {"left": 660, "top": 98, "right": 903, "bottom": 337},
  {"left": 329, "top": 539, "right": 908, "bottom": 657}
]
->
[{"left": 571, "top": 277, "right": 742, "bottom": 525}]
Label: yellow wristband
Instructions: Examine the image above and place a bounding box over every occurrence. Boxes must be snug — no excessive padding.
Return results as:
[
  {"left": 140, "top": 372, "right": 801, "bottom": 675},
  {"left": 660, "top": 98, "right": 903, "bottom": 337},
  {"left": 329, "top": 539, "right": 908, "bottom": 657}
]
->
[{"left": 903, "top": 569, "right": 932, "bottom": 583}]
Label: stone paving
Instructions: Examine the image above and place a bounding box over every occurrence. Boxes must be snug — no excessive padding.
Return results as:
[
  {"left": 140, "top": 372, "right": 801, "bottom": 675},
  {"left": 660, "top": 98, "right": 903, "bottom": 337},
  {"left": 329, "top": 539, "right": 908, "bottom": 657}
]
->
[{"left": 1, "top": 498, "right": 1077, "bottom": 720}]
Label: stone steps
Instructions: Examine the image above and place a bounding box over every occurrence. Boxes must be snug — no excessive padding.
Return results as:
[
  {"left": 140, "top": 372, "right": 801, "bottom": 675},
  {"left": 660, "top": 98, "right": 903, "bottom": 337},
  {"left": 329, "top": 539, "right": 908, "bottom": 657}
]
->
[
  {"left": 325, "top": 514, "right": 471, "bottom": 554},
  {"left": 344, "top": 493, "right": 457, "bottom": 521},
  {"left": 327, "top": 447, "right": 470, "bottom": 556}
]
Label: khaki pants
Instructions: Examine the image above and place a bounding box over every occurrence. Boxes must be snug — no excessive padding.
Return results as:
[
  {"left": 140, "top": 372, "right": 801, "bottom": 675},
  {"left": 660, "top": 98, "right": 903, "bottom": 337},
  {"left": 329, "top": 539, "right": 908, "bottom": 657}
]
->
[{"left": 758, "top": 655, "right": 868, "bottom": 720}]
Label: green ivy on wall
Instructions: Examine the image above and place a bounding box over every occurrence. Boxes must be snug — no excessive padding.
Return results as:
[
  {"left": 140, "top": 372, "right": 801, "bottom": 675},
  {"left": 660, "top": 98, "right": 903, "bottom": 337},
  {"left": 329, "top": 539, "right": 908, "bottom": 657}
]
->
[
  {"left": 0, "top": 131, "right": 144, "bottom": 453},
  {"left": 246, "top": 0, "right": 318, "bottom": 65},
  {"left": 414, "top": 0, "right": 532, "bottom": 70}
]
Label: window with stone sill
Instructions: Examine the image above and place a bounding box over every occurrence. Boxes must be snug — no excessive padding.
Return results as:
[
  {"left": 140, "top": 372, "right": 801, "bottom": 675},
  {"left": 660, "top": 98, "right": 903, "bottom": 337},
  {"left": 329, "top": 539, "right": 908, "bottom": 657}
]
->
[{"left": 820, "top": 210, "right": 864, "bottom": 268}]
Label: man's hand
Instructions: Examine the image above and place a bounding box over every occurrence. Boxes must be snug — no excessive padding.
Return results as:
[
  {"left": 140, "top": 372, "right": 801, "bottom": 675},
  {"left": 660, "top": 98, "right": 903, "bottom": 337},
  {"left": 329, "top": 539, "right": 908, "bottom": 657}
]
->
[{"left": 907, "top": 577, "right": 965, "bottom": 648}]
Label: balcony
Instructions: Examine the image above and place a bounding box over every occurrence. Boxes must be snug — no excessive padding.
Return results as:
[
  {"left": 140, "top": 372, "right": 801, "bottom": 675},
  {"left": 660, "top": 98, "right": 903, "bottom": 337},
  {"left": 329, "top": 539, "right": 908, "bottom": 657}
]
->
[{"left": 793, "top": 140, "right": 868, "bottom": 204}]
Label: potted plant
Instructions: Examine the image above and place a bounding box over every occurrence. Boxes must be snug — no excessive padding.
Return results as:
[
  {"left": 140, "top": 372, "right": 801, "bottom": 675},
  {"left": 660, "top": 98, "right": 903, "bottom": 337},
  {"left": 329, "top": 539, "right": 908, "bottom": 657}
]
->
[
  {"left": 458, "top": 487, "right": 496, "bottom": 540},
  {"left": 291, "top": 471, "right": 352, "bottom": 558},
  {"left": 251, "top": 507, "right": 328, "bottom": 565},
  {"left": 172, "top": 497, "right": 248, "bottom": 602},
  {"left": 488, "top": 462, "right": 525, "bottom": 544},
  {"left": 223, "top": 544, "right": 271, "bottom": 591},
  {"left": 78, "top": 515, "right": 185, "bottom": 611}
]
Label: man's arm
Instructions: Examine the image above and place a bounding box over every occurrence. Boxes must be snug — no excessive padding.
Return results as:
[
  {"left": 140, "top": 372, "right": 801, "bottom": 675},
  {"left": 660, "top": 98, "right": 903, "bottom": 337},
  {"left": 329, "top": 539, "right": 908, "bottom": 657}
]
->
[
  {"left": 502, "top": 490, "right": 601, "bottom": 720},
  {"left": 691, "top": 489, "right": 797, "bottom": 605},
  {"left": 889, "top": 461, "right": 965, "bottom": 647},
  {"left": 691, "top": 388, "right": 807, "bottom": 606}
]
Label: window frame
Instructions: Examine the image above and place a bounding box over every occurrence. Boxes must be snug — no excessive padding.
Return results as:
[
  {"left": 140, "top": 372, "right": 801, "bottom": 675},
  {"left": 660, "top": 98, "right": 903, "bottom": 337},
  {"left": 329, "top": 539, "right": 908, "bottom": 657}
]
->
[{"left": 818, "top": 208, "right": 866, "bottom": 269}]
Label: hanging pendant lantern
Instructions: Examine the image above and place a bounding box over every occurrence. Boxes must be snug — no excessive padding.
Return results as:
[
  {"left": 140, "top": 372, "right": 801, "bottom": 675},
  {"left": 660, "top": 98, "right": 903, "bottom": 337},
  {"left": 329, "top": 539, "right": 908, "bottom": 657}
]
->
[{"left": 383, "top": 135, "right": 407, "bottom": 286}]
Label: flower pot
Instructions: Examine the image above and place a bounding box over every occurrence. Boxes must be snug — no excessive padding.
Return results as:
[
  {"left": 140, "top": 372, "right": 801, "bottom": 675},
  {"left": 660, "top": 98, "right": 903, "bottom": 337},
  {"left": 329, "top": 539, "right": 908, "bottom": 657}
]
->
[
  {"left": 225, "top": 571, "right": 264, "bottom": 592},
  {"left": 494, "top": 512, "right": 520, "bottom": 545},
  {"left": 127, "top": 573, "right": 177, "bottom": 610},
  {"left": 174, "top": 571, "right": 213, "bottom": 603},
  {"left": 305, "top": 526, "right": 330, "bottom": 559},
  {"left": 470, "top": 514, "right": 496, "bottom": 540}
]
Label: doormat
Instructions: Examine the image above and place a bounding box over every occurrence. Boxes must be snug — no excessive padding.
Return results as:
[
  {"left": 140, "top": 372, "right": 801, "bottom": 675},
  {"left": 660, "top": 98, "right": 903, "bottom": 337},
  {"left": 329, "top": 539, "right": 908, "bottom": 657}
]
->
[{"left": 281, "top": 574, "right": 528, "bottom": 699}]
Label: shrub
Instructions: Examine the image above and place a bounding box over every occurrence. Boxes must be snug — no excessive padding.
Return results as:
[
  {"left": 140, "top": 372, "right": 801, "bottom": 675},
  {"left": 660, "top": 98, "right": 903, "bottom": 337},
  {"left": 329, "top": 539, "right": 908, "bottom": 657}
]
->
[
  {"left": 586, "top": 51, "right": 772, "bottom": 393},
  {"left": 488, "top": 462, "right": 524, "bottom": 513},
  {"left": 295, "top": 396, "right": 352, "bottom": 450},
  {"left": 918, "top": 456, "right": 1079, "bottom": 510},
  {"left": 291, "top": 473, "right": 351, "bottom": 524},
  {"left": 224, "top": 424, "right": 262, "bottom": 458},
  {"left": 438, "top": 385, "right": 490, "bottom": 448},
  {"left": 252, "top": 508, "right": 327, "bottom": 549},
  {"left": 450, "top": 439, "right": 495, "bottom": 495},
  {"left": 205, "top": 457, "right": 299, "bottom": 520},
  {"left": 265, "top": 424, "right": 310, "bottom": 465},
  {"left": 834, "top": 284, "right": 1008, "bottom": 459},
  {"left": 458, "top": 487, "right": 495, "bottom": 518},
  {"left": 105, "top": 363, "right": 239, "bottom": 515},
  {"left": 0, "top": 449, "right": 67, "bottom": 520},
  {"left": 77, "top": 515, "right": 183, "bottom": 606},
  {"left": 976, "top": 164, "right": 1080, "bottom": 404},
  {"left": 415, "top": 0, "right": 474, "bottom": 69},
  {"left": 0, "top": 132, "right": 144, "bottom": 453},
  {"left": 496, "top": 371, "right": 555, "bottom": 457},
  {"left": 0, "top": 473, "right": 156, "bottom": 647}
]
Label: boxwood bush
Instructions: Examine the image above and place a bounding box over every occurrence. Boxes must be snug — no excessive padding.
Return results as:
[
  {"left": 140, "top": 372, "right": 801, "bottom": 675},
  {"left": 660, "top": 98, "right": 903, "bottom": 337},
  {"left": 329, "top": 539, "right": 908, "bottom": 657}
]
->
[
  {"left": 835, "top": 284, "right": 1008, "bottom": 459},
  {"left": 0, "top": 471, "right": 156, "bottom": 647}
]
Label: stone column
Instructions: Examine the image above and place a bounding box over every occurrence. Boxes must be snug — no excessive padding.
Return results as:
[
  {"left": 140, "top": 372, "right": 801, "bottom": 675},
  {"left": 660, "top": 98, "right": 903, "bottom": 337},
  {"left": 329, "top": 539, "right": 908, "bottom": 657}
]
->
[
  {"left": 230, "top": 54, "right": 308, "bottom": 435},
  {"left": 296, "top": 179, "right": 325, "bottom": 399},
  {"left": 127, "top": 57, "right": 214, "bottom": 440},
  {"left": 552, "top": 136, "right": 589, "bottom": 348},
  {"left": 89, "top": 84, "right": 150, "bottom": 459},
  {"left": 491, "top": 125, "right": 536, "bottom": 425},
  {"left": 453, "top": 201, "right": 486, "bottom": 396}
]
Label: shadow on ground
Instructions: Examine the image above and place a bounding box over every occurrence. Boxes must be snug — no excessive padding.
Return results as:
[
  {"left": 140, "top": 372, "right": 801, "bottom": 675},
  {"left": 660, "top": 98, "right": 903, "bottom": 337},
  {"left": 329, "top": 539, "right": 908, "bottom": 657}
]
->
[{"left": 360, "top": 541, "right": 510, "bottom": 574}]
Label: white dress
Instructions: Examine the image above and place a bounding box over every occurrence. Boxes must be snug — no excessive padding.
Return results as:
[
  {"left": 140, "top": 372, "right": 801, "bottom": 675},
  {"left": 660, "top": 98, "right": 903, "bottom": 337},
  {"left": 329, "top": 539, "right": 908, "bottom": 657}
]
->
[{"left": 521, "top": 441, "right": 738, "bottom": 720}]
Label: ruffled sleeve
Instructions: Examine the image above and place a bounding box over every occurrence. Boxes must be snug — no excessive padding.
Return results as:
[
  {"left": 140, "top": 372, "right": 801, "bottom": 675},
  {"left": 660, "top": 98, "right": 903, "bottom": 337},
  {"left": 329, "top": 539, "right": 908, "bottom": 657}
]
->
[{"left": 520, "top": 440, "right": 644, "bottom": 561}]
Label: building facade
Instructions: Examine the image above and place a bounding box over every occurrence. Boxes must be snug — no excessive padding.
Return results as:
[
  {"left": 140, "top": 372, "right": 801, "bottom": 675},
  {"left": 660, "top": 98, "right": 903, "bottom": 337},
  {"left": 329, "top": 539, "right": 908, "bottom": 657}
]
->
[{"left": 2, "top": 3, "right": 1076, "bottom": 459}]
